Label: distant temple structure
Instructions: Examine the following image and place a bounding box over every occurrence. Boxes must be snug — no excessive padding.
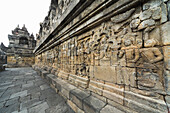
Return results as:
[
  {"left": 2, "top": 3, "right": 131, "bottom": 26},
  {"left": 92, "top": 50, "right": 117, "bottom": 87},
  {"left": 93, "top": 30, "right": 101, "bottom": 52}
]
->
[{"left": 0, "top": 25, "right": 36, "bottom": 67}]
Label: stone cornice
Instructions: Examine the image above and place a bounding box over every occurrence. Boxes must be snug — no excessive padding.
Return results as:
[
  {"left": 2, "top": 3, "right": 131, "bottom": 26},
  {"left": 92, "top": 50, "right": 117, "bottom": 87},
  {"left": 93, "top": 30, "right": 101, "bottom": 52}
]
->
[{"left": 34, "top": 0, "right": 145, "bottom": 55}]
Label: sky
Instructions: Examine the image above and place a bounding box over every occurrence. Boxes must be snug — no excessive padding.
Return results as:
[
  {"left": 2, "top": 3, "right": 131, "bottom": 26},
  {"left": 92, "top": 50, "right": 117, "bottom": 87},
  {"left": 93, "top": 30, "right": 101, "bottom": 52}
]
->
[{"left": 0, "top": 0, "right": 51, "bottom": 46}]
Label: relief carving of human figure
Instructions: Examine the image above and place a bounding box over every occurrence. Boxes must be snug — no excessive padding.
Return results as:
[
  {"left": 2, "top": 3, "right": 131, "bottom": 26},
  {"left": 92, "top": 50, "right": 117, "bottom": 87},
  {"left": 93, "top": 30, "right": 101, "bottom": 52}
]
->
[
  {"left": 99, "top": 34, "right": 109, "bottom": 60},
  {"left": 137, "top": 39, "right": 164, "bottom": 93},
  {"left": 140, "top": 39, "right": 163, "bottom": 65},
  {"left": 118, "top": 38, "right": 140, "bottom": 67}
]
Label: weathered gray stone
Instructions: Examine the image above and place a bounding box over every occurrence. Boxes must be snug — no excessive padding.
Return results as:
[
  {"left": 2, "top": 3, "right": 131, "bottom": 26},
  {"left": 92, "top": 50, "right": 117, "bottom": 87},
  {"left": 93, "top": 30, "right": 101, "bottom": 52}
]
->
[
  {"left": 152, "top": 7, "right": 161, "bottom": 20},
  {"left": 143, "top": 0, "right": 162, "bottom": 10},
  {"left": 12, "top": 109, "right": 28, "bottom": 113},
  {"left": 163, "top": 46, "right": 170, "bottom": 71},
  {"left": 5, "top": 97, "right": 19, "bottom": 106},
  {"left": 22, "top": 82, "right": 34, "bottom": 89},
  {"left": 83, "top": 96, "right": 106, "bottom": 113},
  {"left": 164, "top": 70, "right": 170, "bottom": 95},
  {"left": 19, "top": 95, "right": 31, "bottom": 103},
  {"left": 111, "top": 8, "right": 135, "bottom": 23},
  {"left": 20, "top": 98, "right": 42, "bottom": 110},
  {"left": 0, "top": 68, "right": 73, "bottom": 113},
  {"left": 167, "top": 1, "right": 170, "bottom": 21},
  {"left": 149, "top": 27, "right": 161, "bottom": 44},
  {"left": 41, "top": 71, "right": 49, "bottom": 78},
  {"left": 161, "top": 3, "right": 168, "bottom": 23},
  {"left": 161, "top": 21, "right": 170, "bottom": 45},
  {"left": 0, "top": 103, "right": 19, "bottom": 113},
  {"left": 45, "top": 101, "right": 69, "bottom": 113},
  {"left": 139, "top": 10, "right": 152, "bottom": 21},
  {"left": 10, "top": 90, "right": 28, "bottom": 99},
  {"left": 40, "top": 84, "right": 50, "bottom": 90},
  {"left": 100, "top": 105, "right": 125, "bottom": 113},
  {"left": 165, "top": 95, "right": 170, "bottom": 110},
  {"left": 0, "top": 101, "right": 5, "bottom": 108},
  {"left": 28, "top": 102, "right": 49, "bottom": 113},
  {"left": 46, "top": 95, "right": 65, "bottom": 107},
  {"left": 138, "top": 19, "right": 155, "bottom": 30},
  {"left": 69, "top": 89, "right": 90, "bottom": 109},
  {"left": 30, "top": 92, "right": 40, "bottom": 99},
  {"left": 130, "top": 19, "right": 141, "bottom": 29}
]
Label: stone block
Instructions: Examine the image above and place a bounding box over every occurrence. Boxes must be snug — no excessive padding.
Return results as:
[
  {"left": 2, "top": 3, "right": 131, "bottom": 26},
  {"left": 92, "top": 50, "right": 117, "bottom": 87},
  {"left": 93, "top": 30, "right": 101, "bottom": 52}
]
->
[
  {"left": 89, "top": 80, "right": 104, "bottom": 89},
  {"left": 124, "top": 97, "right": 167, "bottom": 113},
  {"left": 91, "top": 92, "right": 107, "bottom": 103},
  {"left": 67, "top": 100, "right": 84, "bottom": 113},
  {"left": 161, "top": 21, "right": 170, "bottom": 46},
  {"left": 138, "top": 19, "right": 155, "bottom": 30},
  {"left": 75, "top": 79, "right": 89, "bottom": 89},
  {"left": 111, "top": 51, "right": 119, "bottom": 66},
  {"left": 100, "top": 105, "right": 125, "bottom": 113},
  {"left": 53, "top": 79, "right": 63, "bottom": 92},
  {"left": 116, "top": 66, "right": 124, "bottom": 85},
  {"left": 107, "top": 99, "right": 138, "bottom": 113},
  {"left": 89, "top": 66, "right": 94, "bottom": 78},
  {"left": 103, "top": 84, "right": 124, "bottom": 96},
  {"left": 139, "top": 9, "right": 152, "bottom": 21},
  {"left": 124, "top": 91, "right": 168, "bottom": 112},
  {"left": 163, "top": 46, "right": 170, "bottom": 70},
  {"left": 57, "top": 71, "right": 69, "bottom": 80},
  {"left": 161, "top": 3, "right": 168, "bottom": 23},
  {"left": 149, "top": 27, "right": 161, "bottom": 45},
  {"left": 69, "top": 89, "right": 90, "bottom": 109},
  {"left": 143, "top": 0, "right": 162, "bottom": 10},
  {"left": 165, "top": 95, "right": 170, "bottom": 107},
  {"left": 46, "top": 74, "right": 55, "bottom": 84},
  {"left": 130, "top": 19, "right": 141, "bottom": 29},
  {"left": 68, "top": 74, "right": 76, "bottom": 85},
  {"left": 83, "top": 95, "right": 106, "bottom": 113},
  {"left": 60, "top": 81, "right": 76, "bottom": 99},
  {"left": 100, "top": 58, "right": 111, "bottom": 66},
  {"left": 89, "top": 85, "right": 103, "bottom": 96},
  {"left": 94, "top": 66, "right": 116, "bottom": 83},
  {"left": 164, "top": 70, "right": 170, "bottom": 94},
  {"left": 41, "top": 71, "right": 48, "bottom": 78},
  {"left": 103, "top": 90, "right": 124, "bottom": 105},
  {"left": 168, "top": 1, "right": 170, "bottom": 20},
  {"left": 10, "top": 90, "right": 28, "bottom": 99},
  {"left": 152, "top": 7, "right": 161, "bottom": 20},
  {"left": 28, "top": 102, "right": 49, "bottom": 113}
]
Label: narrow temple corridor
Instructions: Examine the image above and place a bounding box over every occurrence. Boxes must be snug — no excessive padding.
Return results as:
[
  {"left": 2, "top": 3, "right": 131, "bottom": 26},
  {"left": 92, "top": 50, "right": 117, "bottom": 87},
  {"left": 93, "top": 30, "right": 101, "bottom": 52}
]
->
[{"left": 0, "top": 68, "right": 74, "bottom": 113}]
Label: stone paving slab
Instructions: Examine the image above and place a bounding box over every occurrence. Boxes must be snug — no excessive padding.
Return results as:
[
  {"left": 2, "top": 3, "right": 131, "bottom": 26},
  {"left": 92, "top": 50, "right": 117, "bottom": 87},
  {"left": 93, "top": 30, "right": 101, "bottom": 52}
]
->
[{"left": 0, "top": 67, "right": 74, "bottom": 113}]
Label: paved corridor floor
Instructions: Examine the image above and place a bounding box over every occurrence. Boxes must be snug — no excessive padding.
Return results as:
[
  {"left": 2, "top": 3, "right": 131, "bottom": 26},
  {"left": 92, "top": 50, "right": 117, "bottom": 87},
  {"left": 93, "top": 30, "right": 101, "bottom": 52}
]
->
[{"left": 0, "top": 67, "right": 74, "bottom": 113}]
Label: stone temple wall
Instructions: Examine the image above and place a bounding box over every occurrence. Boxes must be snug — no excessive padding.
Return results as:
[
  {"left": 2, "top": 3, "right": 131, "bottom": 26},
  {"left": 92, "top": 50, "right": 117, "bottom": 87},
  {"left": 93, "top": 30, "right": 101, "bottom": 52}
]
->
[
  {"left": 33, "top": 0, "right": 170, "bottom": 112},
  {"left": 0, "top": 25, "right": 36, "bottom": 68},
  {"left": 0, "top": 48, "right": 6, "bottom": 71}
]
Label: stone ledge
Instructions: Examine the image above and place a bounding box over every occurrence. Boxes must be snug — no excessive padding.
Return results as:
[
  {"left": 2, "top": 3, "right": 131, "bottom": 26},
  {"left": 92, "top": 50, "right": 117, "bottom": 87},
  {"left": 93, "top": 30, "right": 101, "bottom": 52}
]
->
[
  {"left": 69, "top": 89, "right": 90, "bottom": 110},
  {"left": 33, "top": 66, "right": 169, "bottom": 113},
  {"left": 83, "top": 95, "right": 106, "bottom": 113}
]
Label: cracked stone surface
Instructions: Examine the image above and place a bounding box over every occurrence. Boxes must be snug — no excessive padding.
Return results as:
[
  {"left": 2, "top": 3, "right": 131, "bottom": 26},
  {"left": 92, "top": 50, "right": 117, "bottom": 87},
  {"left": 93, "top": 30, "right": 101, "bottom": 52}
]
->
[{"left": 0, "top": 67, "right": 74, "bottom": 113}]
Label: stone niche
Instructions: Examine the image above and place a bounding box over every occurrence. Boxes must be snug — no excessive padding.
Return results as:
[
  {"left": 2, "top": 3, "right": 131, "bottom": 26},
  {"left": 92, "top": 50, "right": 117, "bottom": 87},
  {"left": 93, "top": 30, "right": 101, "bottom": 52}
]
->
[{"left": 34, "top": 0, "right": 170, "bottom": 112}]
